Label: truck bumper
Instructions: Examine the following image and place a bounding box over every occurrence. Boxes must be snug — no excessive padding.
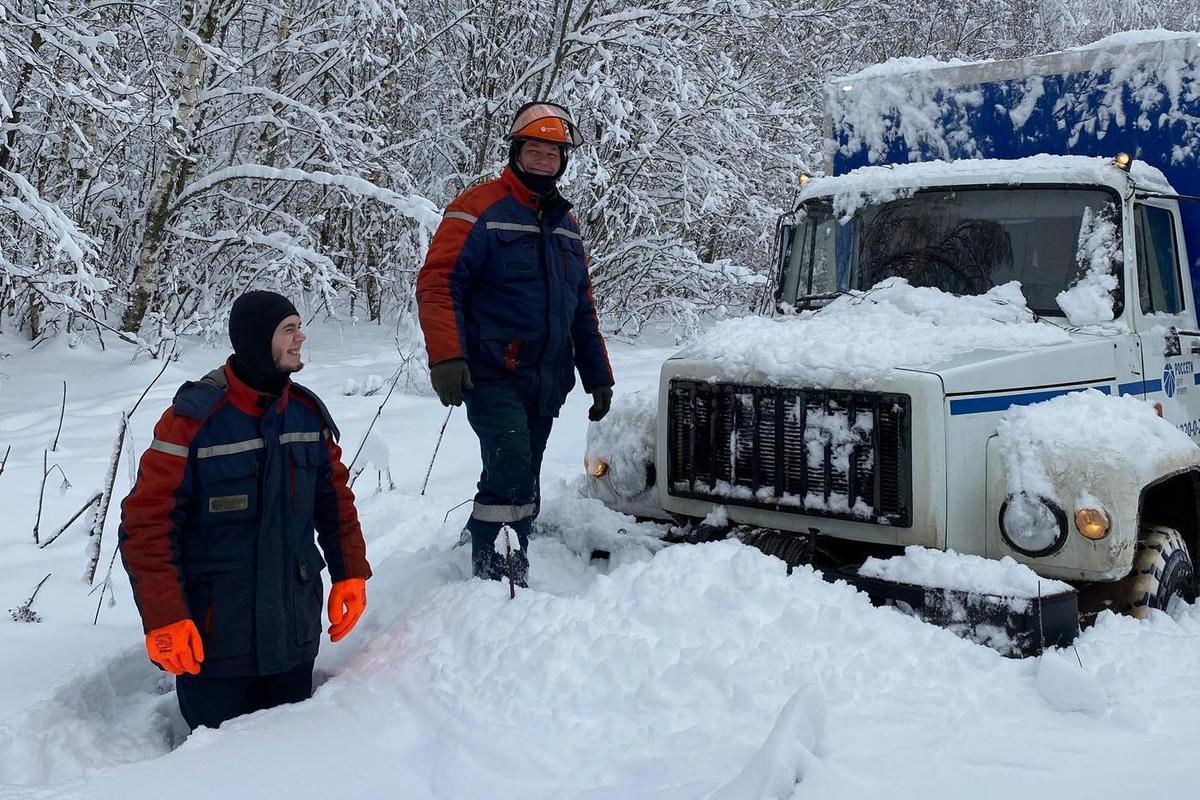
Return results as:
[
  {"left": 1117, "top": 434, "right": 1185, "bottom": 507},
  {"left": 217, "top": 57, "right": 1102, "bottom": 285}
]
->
[{"left": 727, "top": 527, "right": 1079, "bottom": 657}]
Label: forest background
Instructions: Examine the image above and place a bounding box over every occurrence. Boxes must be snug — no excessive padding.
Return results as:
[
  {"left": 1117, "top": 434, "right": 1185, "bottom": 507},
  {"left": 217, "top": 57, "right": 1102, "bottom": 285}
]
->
[{"left": 2, "top": 0, "right": 1197, "bottom": 352}]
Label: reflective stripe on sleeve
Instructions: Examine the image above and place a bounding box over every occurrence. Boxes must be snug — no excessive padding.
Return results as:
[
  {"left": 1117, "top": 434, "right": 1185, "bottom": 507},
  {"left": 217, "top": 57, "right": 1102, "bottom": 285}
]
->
[
  {"left": 443, "top": 210, "right": 478, "bottom": 224},
  {"left": 552, "top": 227, "right": 582, "bottom": 241},
  {"left": 471, "top": 501, "right": 537, "bottom": 523},
  {"left": 149, "top": 439, "right": 189, "bottom": 458},
  {"left": 195, "top": 438, "right": 266, "bottom": 459}
]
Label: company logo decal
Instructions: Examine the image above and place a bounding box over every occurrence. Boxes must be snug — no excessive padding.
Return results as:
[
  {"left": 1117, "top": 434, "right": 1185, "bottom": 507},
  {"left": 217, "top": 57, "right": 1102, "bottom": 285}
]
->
[{"left": 1164, "top": 362, "right": 1177, "bottom": 398}]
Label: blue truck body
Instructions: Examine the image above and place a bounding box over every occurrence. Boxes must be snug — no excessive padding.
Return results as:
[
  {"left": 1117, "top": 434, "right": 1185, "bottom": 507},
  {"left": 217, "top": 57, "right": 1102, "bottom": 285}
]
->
[{"left": 827, "top": 33, "right": 1200, "bottom": 311}]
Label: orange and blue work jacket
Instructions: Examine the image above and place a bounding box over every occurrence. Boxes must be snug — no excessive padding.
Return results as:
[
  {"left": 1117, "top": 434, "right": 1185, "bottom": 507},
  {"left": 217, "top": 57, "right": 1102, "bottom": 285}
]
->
[
  {"left": 417, "top": 166, "right": 614, "bottom": 415},
  {"left": 118, "top": 361, "right": 371, "bottom": 677}
]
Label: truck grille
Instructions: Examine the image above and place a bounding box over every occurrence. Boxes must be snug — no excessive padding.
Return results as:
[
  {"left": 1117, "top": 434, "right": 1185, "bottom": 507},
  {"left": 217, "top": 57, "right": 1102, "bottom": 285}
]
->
[{"left": 667, "top": 380, "right": 912, "bottom": 526}]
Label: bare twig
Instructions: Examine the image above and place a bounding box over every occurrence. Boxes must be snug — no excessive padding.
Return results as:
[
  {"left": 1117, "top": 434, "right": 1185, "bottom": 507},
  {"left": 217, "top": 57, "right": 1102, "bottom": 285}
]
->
[
  {"left": 9, "top": 573, "right": 52, "bottom": 623},
  {"left": 91, "top": 547, "right": 120, "bottom": 625},
  {"left": 33, "top": 450, "right": 47, "bottom": 544},
  {"left": 39, "top": 490, "right": 102, "bottom": 549},
  {"left": 444, "top": 497, "right": 472, "bottom": 526},
  {"left": 501, "top": 525, "right": 516, "bottom": 600},
  {"left": 85, "top": 351, "right": 173, "bottom": 584},
  {"left": 0, "top": 444, "right": 9, "bottom": 480},
  {"left": 421, "top": 407, "right": 454, "bottom": 496},
  {"left": 52, "top": 380, "right": 66, "bottom": 451},
  {"left": 85, "top": 412, "right": 128, "bottom": 584},
  {"left": 130, "top": 351, "right": 175, "bottom": 417},
  {"left": 346, "top": 367, "right": 403, "bottom": 473}
]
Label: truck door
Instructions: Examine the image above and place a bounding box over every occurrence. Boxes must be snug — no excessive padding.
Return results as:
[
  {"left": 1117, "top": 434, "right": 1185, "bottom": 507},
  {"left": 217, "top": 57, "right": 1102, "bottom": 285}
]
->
[{"left": 1132, "top": 201, "right": 1200, "bottom": 440}]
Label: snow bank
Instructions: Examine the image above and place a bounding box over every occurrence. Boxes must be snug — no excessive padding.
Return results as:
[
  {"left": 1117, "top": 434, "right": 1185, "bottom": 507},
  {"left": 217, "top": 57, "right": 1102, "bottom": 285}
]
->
[
  {"left": 682, "top": 279, "right": 1068, "bottom": 388},
  {"left": 859, "top": 546, "right": 1071, "bottom": 598},
  {"left": 709, "top": 685, "right": 825, "bottom": 799},
  {"left": 1035, "top": 649, "right": 1108, "bottom": 715},
  {"left": 4, "top": 325, "right": 1200, "bottom": 800}
]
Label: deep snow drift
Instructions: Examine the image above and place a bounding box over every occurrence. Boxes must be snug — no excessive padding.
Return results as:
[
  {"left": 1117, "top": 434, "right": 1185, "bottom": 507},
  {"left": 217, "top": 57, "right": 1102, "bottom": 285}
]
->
[{"left": 1, "top": 324, "right": 1199, "bottom": 800}]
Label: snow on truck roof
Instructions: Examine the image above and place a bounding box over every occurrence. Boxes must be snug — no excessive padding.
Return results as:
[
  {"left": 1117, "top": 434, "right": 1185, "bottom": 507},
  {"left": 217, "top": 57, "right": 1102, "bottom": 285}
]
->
[
  {"left": 797, "top": 155, "right": 1174, "bottom": 220},
  {"left": 823, "top": 29, "right": 1200, "bottom": 190},
  {"left": 831, "top": 29, "right": 1200, "bottom": 85}
]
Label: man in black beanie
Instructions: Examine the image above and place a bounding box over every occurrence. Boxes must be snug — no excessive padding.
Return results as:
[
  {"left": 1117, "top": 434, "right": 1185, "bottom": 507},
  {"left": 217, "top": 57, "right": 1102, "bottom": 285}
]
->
[
  {"left": 118, "top": 290, "right": 371, "bottom": 731},
  {"left": 227, "top": 289, "right": 304, "bottom": 394}
]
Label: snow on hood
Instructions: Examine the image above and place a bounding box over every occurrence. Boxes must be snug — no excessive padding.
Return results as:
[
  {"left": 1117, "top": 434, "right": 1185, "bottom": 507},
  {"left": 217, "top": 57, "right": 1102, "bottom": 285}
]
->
[
  {"left": 680, "top": 279, "right": 1070, "bottom": 389},
  {"left": 798, "top": 155, "right": 1171, "bottom": 220}
]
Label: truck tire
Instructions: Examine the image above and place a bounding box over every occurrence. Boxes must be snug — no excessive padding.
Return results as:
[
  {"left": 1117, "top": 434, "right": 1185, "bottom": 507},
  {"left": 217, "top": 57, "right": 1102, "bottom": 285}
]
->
[{"left": 1124, "top": 526, "right": 1198, "bottom": 619}]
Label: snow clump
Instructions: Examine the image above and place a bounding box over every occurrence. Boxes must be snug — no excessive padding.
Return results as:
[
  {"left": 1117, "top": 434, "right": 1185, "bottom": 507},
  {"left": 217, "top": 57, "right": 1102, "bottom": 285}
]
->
[
  {"left": 583, "top": 388, "right": 657, "bottom": 497},
  {"left": 996, "top": 389, "right": 1198, "bottom": 504},
  {"left": 1056, "top": 205, "right": 1121, "bottom": 324},
  {"left": 859, "top": 546, "right": 1071, "bottom": 598}
]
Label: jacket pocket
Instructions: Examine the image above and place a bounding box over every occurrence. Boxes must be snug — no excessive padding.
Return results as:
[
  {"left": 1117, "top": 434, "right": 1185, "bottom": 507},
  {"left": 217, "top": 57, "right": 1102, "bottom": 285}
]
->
[
  {"left": 495, "top": 227, "right": 539, "bottom": 279},
  {"left": 293, "top": 548, "right": 326, "bottom": 646},
  {"left": 287, "top": 442, "right": 323, "bottom": 514},
  {"left": 557, "top": 234, "right": 586, "bottom": 275},
  {"left": 186, "top": 565, "right": 253, "bottom": 660},
  {"left": 197, "top": 451, "right": 259, "bottom": 522}
]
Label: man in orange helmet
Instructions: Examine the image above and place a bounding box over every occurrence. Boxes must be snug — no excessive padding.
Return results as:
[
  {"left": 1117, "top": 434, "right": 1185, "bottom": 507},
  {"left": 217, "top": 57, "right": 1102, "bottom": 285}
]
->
[
  {"left": 417, "top": 102, "right": 614, "bottom": 585},
  {"left": 119, "top": 291, "right": 371, "bottom": 730}
]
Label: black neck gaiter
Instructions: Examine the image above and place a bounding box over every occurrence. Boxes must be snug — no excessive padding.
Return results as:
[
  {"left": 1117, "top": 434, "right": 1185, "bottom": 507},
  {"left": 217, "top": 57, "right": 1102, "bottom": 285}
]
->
[{"left": 230, "top": 354, "right": 289, "bottom": 397}]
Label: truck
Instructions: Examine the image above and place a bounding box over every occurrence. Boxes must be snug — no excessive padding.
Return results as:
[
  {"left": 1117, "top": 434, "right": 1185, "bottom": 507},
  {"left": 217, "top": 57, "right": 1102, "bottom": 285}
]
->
[{"left": 583, "top": 31, "right": 1200, "bottom": 654}]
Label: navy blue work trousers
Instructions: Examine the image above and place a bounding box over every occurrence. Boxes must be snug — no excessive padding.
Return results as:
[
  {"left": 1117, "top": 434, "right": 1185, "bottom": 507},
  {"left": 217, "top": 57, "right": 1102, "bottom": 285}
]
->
[
  {"left": 176, "top": 659, "right": 314, "bottom": 731},
  {"left": 463, "top": 383, "right": 554, "bottom": 582}
]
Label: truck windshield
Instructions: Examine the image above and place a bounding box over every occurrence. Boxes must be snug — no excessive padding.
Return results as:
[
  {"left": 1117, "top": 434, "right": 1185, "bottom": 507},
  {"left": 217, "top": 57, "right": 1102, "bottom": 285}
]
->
[{"left": 779, "top": 187, "right": 1122, "bottom": 317}]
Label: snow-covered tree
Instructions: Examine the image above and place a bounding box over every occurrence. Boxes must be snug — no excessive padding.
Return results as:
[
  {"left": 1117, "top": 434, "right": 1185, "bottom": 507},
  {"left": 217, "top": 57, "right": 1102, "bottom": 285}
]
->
[{"left": 2, "top": 0, "right": 1195, "bottom": 344}]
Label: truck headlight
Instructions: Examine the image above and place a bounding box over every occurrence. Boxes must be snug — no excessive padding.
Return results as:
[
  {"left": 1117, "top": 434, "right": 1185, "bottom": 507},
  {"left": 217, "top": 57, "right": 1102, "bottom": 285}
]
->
[{"left": 999, "top": 492, "right": 1067, "bottom": 557}]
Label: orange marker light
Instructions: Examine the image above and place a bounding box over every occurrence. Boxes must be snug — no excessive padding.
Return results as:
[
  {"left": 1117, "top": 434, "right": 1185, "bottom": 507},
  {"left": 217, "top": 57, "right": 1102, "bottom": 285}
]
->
[{"left": 1075, "top": 508, "right": 1110, "bottom": 540}]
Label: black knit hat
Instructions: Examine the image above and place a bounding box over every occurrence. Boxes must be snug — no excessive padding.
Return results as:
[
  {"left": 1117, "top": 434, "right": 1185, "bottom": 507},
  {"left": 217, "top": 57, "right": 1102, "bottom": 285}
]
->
[{"left": 228, "top": 290, "right": 300, "bottom": 392}]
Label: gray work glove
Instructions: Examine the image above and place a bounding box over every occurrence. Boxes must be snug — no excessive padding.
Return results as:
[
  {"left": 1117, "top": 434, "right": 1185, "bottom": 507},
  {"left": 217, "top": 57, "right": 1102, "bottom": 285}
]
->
[
  {"left": 588, "top": 386, "right": 613, "bottom": 422},
  {"left": 430, "top": 359, "right": 473, "bottom": 407}
]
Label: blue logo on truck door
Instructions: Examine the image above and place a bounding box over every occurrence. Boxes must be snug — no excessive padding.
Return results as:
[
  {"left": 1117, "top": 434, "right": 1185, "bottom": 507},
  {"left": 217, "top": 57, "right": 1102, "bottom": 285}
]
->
[{"left": 1164, "top": 363, "right": 1177, "bottom": 397}]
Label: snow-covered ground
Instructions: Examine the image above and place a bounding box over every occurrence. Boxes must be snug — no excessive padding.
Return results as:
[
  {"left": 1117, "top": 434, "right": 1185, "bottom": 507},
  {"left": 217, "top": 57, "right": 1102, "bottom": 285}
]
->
[{"left": 1, "top": 324, "right": 1199, "bottom": 800}]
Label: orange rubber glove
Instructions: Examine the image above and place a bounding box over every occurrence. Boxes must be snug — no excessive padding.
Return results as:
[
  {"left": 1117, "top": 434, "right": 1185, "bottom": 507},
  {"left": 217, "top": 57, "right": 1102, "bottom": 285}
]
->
[
  {"left": 328, "top": 578, "right": 367, "bottom": 643},
  {"left": 145, "top": 619, "right": 205, "bottom": 676}
]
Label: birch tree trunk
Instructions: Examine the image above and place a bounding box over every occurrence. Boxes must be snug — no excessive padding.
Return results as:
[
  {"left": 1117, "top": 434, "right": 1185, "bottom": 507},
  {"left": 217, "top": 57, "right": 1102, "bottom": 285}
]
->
[
  {"left": 120, "top": 0, "right": 229, "bottom": 333},
  {"left": 0, "top": 28, "right": 41, "bottom": 174}
]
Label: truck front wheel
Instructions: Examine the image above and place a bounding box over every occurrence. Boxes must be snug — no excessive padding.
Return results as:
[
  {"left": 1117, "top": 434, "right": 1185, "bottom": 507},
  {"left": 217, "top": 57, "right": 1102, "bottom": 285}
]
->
[{"left": 1124, "top": 526, "right": 1198, "bottom": 618}]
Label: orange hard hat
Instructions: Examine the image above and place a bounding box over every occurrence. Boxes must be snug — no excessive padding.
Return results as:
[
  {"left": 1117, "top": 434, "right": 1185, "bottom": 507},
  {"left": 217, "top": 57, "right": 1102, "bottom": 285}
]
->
[{"left": 507, "top": 102, "right": 584, "bottom": 147}]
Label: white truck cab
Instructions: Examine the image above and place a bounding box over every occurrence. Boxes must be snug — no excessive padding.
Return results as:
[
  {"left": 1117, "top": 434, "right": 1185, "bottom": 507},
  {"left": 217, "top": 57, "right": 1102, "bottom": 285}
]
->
[
  {"left": 586, "top": 34, "right": 1200, "bottom": 638},
  {"left": 657, "top": 156, "right": 1200, "bottom": 586}
]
